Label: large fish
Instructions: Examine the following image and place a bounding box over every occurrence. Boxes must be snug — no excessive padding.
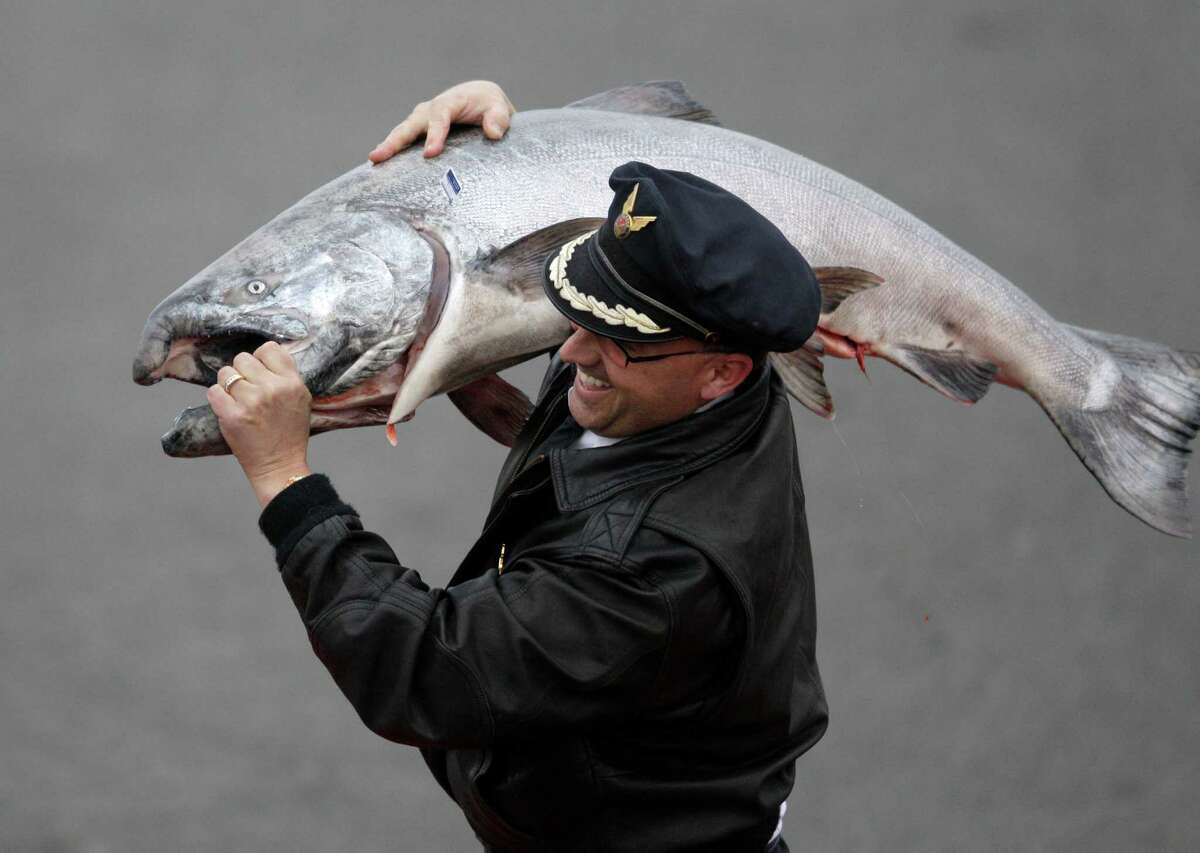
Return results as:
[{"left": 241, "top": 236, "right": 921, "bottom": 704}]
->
[{"left": 132, "top": 82, "right": 1200, "bottom": 538}]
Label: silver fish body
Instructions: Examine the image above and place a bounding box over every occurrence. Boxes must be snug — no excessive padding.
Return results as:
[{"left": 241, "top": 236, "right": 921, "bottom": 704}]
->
[{"left": 133, "top": 83, "right": 1200, "bottom": 537}]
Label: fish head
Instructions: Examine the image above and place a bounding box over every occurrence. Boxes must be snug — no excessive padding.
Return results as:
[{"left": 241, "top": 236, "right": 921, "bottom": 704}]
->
[{"left": 133, "top": 191, "right": 440, "bottom": 456}]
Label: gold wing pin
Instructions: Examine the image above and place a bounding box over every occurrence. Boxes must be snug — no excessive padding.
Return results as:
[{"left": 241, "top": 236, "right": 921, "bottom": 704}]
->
[{"left": 613, "top": 183, "right": 657, "bottom": 239}]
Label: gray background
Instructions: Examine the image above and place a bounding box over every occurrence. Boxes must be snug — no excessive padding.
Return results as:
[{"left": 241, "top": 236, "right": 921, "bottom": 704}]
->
[{"left": 2, "top": 1, "right": 1198, "bottom": 850}]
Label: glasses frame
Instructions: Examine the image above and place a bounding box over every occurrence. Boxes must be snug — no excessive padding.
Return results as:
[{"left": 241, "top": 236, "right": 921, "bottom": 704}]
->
[{"left": 607, "top": 337, "right": 713, "bottom": 367}]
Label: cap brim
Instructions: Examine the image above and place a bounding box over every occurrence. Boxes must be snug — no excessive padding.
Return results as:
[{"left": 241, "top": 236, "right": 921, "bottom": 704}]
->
[{"left": 542, "top": 231, "right": 685, "bottom": 344}]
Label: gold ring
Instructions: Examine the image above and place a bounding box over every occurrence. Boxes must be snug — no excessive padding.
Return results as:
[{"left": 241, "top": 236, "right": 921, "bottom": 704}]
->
[{"left": 223, "top": 372, "right": 245, "bottom": 393}]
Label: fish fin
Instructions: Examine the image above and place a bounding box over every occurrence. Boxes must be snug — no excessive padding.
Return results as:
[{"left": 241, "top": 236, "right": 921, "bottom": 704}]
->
[
  {"left": 448, "top": 374, "right": 534, "bottom": 447},
  {"left": 770, "top": 340, "right": 835, "bottom": 418},
  {"left": 1037, "top": 327, "right": 1200, "bottom": 538},
  {"left": 475, "top": 217, "right": 607, "bottom": 289},
  {"left": 325, "top": 340, "right": 407, "bottom": 397},
  {"left": 564, "top": 81, "right": 721, "bottom": 125},
  {"left": 813, "top": 266, "right": 885, "bottom": 315},
  {"left": 883, "top": 345, "right": 998, "bottom": 404}
]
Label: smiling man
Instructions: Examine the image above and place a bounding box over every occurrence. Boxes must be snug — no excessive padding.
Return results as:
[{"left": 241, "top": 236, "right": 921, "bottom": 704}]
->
[{"left": 209, "top": 85, "right": 828, "bottom": 853}]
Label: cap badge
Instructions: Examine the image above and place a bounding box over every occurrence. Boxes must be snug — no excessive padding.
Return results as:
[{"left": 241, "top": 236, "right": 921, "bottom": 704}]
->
[{"left": 613, "top": 183, "right": 657, "bottom": 240}]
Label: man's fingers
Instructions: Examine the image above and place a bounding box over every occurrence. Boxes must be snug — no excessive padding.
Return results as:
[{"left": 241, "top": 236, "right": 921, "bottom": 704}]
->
[
  {"left": 422, "top": 101, "right": 455, "bottom": 157},
  {"left": 232, "top": 351, "right": 272, "bottom": 384},
  {"left": 369, "top": 101, "right": 431, "bottom": 162},
  {"left": 217, "top": 364, "right": 256, "bottom": 400},
  {"left": 254, "top": 340, "right": 297, "bottom": 376},
  {"left": 369, "top": 109, "right": 426, "bottom": 163},
  {"left": 206, "top": 382, "right": 241, "bottom": 421},
  {"left": 216, "top": 364, "right": 262, "bottom": 410},
  {"left": 482, "top": 104, "right": 511, "bottom": 140}
]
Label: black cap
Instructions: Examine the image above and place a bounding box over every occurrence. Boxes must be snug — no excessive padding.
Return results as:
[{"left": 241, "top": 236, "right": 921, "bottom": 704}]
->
[{"left": 542, "top": 161, "right": 821, "bottom": 352}]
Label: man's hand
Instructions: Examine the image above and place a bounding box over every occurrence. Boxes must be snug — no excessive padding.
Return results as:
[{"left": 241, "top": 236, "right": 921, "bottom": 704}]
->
[
  {"left": 207, "top": 341, "right": 313, "bottom": 509},
  {"left": 368, "top": 79, "right": 515, "bottom": 163}
]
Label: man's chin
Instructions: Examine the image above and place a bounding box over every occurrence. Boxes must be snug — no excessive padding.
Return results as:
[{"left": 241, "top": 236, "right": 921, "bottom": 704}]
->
[{"left": 567, "top": 387, "right": 613, "bottom": 433}]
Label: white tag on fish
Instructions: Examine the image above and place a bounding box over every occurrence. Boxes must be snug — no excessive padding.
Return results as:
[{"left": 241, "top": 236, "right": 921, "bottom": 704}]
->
[{"left": 441, "top": 168, "right": 462, "bottom": 203}]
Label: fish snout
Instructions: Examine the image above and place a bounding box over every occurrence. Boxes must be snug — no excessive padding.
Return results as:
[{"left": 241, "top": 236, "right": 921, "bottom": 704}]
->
[
  {"left": 133, "top": 340, "right": 168, "bottom": 385},
  {"left": 132, "top": 312, "right": 175, "bottom": 385},
  {"left": 161, "top": 405, "right": 230, "bottom": 457}
]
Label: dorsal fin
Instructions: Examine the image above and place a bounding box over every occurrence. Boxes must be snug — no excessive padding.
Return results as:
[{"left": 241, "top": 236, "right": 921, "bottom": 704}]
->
[
  {"left": 471, "top": 217, "right": 606, "bottom": 294},
  {"left": 813, "top": 266, "right": 884, "bottom": 315},
  {"left": 565, "top": 81, "right": 720, "bottom": 125}
]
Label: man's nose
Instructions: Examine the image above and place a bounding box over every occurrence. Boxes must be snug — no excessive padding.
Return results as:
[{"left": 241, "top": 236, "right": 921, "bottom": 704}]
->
[{"left": 559, "top": 325, "right": 601, "bottom": 365}]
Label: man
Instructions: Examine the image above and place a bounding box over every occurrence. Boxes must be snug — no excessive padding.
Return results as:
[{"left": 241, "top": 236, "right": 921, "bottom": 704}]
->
[{"left": 208, "top": 82, "right": 827, "bottom": 853}]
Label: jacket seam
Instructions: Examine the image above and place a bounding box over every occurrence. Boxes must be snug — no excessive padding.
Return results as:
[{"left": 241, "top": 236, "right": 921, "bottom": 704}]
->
[
  {"left": 638, "top": 566, "right": 677, "bottom": 709},
  {"left": 280, "top": 513, "right": 356, "bottom": 577},
  {"left": 327, "top": 517, "right": 390, "bottom": 598},
  {"left": 638, "top": 515, "right": 755, "bottom": 720},
  {"left": 309, "top": 599, "right": 378, "bottom": 635},
  {"left": 379, "top": 581, "right": 442, "bottom": 622},
  {"left": 430, "top": 633, "right": 497, "bottom": 742}
]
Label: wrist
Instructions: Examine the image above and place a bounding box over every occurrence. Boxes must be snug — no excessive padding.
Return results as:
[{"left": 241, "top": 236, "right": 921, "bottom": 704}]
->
[{"left": 248, "top": 461, "right": 313, "bottom": 509}]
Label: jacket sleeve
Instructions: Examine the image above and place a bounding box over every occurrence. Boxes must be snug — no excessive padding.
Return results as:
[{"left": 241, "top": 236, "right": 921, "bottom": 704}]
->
[{"left": 258, "top": 474, "right": 683, "bottom": 748}]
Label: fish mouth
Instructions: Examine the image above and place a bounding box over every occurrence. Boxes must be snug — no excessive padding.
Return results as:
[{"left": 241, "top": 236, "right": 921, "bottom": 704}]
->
[
  {"left": 134, "top": 328, "right": 279, "bottom": 388},
  {"left": 140, "top": 327, "right": 410, "bottom": 457}
]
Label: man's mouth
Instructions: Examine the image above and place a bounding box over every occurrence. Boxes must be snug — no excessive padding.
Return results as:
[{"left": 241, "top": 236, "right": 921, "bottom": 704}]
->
[{"left": 576, "top": 367, "right": 612, "bottom": 390}]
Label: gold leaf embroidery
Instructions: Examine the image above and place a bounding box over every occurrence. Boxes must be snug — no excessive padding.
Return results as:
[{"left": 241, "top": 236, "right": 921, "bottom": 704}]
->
[{"left": 548, "top": 232, "right": 670, "bottom": 335}]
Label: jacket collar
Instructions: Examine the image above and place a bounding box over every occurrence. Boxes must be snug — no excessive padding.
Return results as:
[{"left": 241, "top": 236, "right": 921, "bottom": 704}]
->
[{"left": 545, "top": 362, "right": 776, "bottom": 512}]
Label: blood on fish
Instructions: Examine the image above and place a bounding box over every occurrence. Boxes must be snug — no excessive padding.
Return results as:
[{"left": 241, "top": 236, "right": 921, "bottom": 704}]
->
[{"left": 815, "top": 326, "right": 871, "bottom": 377}]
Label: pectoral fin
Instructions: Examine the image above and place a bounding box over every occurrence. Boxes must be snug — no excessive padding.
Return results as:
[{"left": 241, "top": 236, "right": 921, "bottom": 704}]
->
[
  {"left": 883, "top": 344, "right": 998, "bottom": 404},
  {"left": 770, "top": 338, "right": 835, "bottom": 418},
  {"left": 812, "top": 267, "right": 884, "bottom": 315},
  {"left": 448, "top": 374, "right": 534, "bottom": 447}
]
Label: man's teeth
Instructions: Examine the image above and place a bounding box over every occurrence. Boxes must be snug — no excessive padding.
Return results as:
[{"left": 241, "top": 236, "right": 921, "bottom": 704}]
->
[{"left": 578, "top": 369, "right": 611, "bottom": 390}]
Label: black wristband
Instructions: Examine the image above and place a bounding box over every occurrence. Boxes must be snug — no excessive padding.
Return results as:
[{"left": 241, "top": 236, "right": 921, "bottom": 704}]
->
[{"left": 258, "top": 474, "right": 357, "bottom": 562}]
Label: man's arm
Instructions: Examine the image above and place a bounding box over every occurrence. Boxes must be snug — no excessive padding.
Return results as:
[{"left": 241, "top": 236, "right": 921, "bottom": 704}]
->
[{"left": 259, "top": 476, "right": 686, "bottom": 747}]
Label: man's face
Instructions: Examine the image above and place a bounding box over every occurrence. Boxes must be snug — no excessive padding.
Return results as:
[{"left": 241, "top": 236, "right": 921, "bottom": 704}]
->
[{"left": 558, "top": 323, "right": 720, "bottom": 437}]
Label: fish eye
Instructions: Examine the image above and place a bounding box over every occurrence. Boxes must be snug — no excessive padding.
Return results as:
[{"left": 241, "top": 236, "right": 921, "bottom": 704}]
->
[{"left": 246, "top": 280, "right": 267, "bottom": 295}]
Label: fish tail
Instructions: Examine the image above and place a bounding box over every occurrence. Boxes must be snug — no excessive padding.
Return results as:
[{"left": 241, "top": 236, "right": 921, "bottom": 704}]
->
[{"left": 1045, "top": 325, "right": 1200, "bottom": 538}]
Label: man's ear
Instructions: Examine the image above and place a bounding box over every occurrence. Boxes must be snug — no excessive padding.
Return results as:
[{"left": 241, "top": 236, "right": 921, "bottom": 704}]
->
[{"left": 699, "top": 353, "right": 754, "bottom": 401}]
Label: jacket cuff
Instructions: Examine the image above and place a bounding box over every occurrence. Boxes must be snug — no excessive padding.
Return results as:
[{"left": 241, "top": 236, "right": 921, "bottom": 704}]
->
[{"left": 258, "top": 474, "right": 357, "bottom": 564}]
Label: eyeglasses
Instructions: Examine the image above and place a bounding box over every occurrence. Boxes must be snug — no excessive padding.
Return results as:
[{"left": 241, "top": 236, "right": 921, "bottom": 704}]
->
[
  {"left": 607, "top": 337, "right": 713, "bottom": 366},
  {"left": 568, "top": 322, "right": 714, "bottom": 367}
]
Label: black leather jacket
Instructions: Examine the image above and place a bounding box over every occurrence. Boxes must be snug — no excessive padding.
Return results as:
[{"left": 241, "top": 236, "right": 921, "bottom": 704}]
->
[{"left": 259, "top": 356, "right": 827, "bottom": 853}]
